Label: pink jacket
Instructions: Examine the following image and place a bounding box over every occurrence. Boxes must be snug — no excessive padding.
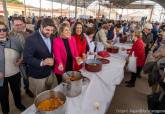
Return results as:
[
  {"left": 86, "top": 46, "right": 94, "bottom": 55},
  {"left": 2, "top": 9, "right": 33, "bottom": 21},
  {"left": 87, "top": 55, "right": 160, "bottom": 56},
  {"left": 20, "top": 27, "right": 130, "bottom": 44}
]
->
[{"left": 53, "top": 36, "right": 78, "bottom": 75}]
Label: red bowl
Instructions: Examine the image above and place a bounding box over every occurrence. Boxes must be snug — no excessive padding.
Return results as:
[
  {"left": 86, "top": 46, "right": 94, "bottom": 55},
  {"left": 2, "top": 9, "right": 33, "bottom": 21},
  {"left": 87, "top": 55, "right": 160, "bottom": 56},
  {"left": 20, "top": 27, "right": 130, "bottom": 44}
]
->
[{"left": 98, "top": 51, "right": 110, "bottom": 58}]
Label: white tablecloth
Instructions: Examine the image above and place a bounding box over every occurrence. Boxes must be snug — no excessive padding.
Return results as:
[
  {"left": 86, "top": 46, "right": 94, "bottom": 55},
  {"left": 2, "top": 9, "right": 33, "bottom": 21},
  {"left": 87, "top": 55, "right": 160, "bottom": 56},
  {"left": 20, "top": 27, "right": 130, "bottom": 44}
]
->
[{"left": 22, "top": 43, "right": 132, "bottom": 114}]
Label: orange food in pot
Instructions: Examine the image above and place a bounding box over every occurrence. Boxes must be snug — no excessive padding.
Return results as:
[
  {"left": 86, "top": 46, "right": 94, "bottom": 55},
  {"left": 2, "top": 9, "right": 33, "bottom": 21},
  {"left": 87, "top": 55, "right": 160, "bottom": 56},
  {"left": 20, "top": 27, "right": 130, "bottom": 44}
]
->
[
  {"left": 37, "top": 97, "right": 64, "bottom": 111},
  {"left": 65, "top": 76, "right": 81, "bottom": 81}
]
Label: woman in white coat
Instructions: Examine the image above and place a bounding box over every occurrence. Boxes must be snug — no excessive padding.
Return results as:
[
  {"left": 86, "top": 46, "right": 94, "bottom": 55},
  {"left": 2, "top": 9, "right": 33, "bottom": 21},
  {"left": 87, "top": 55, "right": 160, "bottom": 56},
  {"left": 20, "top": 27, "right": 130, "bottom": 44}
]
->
[{"left": 84, "top": 27, "right": 96, "bottom": 59}]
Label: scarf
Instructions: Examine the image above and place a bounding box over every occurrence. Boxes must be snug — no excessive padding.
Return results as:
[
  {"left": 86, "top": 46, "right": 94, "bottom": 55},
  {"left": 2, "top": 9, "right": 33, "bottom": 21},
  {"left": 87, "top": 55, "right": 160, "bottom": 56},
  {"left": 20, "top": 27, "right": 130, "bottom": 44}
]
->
[{"left": 0, "top": 40, "right": 6, "bottom": 86}]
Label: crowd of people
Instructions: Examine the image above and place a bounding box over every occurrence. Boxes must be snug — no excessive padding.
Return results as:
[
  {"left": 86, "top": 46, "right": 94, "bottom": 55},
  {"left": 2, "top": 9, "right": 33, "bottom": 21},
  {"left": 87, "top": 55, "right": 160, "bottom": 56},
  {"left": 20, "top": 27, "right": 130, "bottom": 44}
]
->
[{"left": 0, "top": 15, "right": 165, "bottom": 114}]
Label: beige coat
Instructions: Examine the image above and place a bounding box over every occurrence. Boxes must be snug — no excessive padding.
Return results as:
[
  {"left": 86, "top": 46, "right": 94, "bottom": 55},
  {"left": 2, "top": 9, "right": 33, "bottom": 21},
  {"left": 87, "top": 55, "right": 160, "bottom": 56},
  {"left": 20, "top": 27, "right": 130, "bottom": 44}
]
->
[
  {"left": 146, "top": 45, "right": 165, "bottom": 63},
  {"left": 95, "top": 28, "right": 110, "bottom": 48}
]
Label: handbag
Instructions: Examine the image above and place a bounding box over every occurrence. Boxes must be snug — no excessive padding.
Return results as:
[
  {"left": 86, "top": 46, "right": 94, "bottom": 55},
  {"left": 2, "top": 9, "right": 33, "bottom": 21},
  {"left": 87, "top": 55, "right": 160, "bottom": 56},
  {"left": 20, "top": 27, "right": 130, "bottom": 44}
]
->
[
  {"left": 127, "top": 52, "right": 137, "bottom": 73},
  {"left": 45, "top": 72, "right": 58, "bottom": 89},
  {"left": 147, "top": 92, "right": 165, "bottom": 113},
  {"left": 147, "top": 93, "right": 160, "bottom": 110}
]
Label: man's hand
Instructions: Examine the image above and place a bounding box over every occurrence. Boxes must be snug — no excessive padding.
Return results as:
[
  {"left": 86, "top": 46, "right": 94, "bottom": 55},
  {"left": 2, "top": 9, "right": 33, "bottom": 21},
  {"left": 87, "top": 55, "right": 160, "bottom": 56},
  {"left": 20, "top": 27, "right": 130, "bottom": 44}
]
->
[
  {"left": 42, "top": 58, "right": 54, "bottom": 66},
  {"left": 153, "top": 53, "right": 161, "bottom": 58},
  {"left": 107, "top": 44, "right": 113, "bottom": 48},
  {"left": 107, "top": 40, "right": 113, "bottom": 44},
  {"left": 143, "top": 43, "right": 146, "bottom": 47}
]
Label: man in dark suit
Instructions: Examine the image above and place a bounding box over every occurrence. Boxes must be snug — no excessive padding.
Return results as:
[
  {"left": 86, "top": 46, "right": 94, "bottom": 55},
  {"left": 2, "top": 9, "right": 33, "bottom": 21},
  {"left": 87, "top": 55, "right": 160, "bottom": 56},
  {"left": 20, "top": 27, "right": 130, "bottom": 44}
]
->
[{"left": 23, "top": 18, "right": 54, "bottom": 95}]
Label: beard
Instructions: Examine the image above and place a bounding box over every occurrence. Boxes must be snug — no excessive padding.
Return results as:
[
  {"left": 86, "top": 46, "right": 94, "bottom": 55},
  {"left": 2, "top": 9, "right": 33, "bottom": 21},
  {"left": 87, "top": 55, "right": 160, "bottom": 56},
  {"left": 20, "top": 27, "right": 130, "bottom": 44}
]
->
[{"left": 41, "top": 31, "right": 51, "bottom": 38}]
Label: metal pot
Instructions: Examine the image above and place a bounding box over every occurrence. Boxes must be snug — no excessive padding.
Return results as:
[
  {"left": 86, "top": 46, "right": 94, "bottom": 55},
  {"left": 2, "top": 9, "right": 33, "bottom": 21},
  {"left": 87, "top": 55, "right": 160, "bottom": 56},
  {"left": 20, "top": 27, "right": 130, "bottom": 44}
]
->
[
  {"left": 34, "top": 90, "right": 66, "bottom": 114},
  {"left": 62, "top": 71, "right": 83, "bottom": 97},
  {"left": 85, "top": 59, "right": 102, "bottom": 72}
]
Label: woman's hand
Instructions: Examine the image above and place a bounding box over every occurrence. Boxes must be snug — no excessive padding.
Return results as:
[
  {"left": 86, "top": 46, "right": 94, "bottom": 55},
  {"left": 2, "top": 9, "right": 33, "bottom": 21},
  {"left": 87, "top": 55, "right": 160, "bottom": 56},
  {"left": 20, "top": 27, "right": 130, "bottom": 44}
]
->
[
  {"left": 76, "top": 57, "right": 83, "bottom": 65},
  {"left": 82, "top": 53, "right": 87, "bottom": 61},
  {"left": 58, "top": 63, "right": 64, "bottom": 71}
]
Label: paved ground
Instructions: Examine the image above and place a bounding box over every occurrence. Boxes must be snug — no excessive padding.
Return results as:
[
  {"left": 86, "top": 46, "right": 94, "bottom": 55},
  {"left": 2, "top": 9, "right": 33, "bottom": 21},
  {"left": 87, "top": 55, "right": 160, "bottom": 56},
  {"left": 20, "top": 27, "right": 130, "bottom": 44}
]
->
[{"left": 107, "top": 72, "right": 152, "bottom": 114}]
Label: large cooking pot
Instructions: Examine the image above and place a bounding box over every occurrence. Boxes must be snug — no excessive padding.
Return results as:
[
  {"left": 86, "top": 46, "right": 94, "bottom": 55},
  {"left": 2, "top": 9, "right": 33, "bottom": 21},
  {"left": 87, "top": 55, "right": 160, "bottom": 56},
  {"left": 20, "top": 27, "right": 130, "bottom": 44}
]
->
[
  {"left": 85, "top": 59, "right": 102, "bottom": 72},
  {"left": 34, "top": 90, "right": 66, "bottom": 114},
  {"left": 107, "top": 46, "right": 119, "bottom": 53},
  {"left": 62, "top": 71, "right": 83, "bottom": 97},
  {"left": 120, "top": 37, "right": 127, "bottom": 43},
  {"left": 97, "top": 58, "right": 110, "bottom": 64}
]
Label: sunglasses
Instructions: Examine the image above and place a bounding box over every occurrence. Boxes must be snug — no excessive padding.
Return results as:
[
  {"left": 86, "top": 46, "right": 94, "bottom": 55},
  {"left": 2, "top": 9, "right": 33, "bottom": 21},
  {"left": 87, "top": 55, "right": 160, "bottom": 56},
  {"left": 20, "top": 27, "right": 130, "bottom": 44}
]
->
[{"left": 0, "top": 28, "right": 7, "bottom": 32}]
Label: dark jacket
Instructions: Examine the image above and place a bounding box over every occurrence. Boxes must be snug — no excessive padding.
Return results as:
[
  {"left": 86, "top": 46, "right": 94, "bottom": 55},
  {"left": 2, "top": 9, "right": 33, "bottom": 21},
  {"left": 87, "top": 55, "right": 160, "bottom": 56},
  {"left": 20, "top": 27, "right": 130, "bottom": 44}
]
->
[
  {"left": 142, "top": 32, "right": 153, "bottom": 57},
  {"left": 143, "top": 57, "right": 165, "bottom": 86},
  {"left": 23, "top": 31, "right": 53, "bottom": 79},
  {"left": 107, "top": 25, "right": 115, "bottom": 40}
]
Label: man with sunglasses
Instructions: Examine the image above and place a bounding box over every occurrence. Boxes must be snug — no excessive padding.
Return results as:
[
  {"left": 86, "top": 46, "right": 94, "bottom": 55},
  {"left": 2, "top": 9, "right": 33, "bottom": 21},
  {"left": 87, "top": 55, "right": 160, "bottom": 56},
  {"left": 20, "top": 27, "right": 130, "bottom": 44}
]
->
[{"left": 0, "top": 21, "right": 26, "bottom": 114}]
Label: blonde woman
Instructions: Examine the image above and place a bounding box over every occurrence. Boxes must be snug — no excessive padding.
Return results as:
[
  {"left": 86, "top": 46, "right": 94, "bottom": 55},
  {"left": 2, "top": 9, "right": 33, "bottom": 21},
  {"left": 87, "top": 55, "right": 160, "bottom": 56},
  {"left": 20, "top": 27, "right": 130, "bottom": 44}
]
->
[{"left": 53, "top": 23, "right": 78, "bottom": 84}]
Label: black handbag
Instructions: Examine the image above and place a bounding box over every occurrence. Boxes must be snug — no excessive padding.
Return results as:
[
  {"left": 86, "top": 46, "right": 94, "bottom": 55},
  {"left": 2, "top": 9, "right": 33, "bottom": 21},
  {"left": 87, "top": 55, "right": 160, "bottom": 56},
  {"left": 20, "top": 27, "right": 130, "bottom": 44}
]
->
[
  {"left": 147, "top": 92, "right": 165, "bottom": 114},
  {"left": 147, "top": 93, "right": 160, "bottom": 110}
]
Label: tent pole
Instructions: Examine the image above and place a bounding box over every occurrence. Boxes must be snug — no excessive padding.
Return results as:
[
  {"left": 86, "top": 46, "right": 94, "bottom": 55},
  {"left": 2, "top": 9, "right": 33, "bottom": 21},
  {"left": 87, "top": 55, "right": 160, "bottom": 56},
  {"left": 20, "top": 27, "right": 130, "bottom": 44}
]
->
[
  {"left": 2, "top": 0, "right": 9, "bottom": 28},
  {"left": 159, "top": 8, "right": 163, "bottom": 22},
  {"left": 52, "top": 0, "right": 53, "bottom": 17},
  {"left": 98, "top": 1, "right": 100, "bottom": 18},
  {"left": 109, "top": 2, "right": 112, "bottom": 19},
  {"left": 84, "top": 0, "right": 85, "bottom": 15},
  {"left": 39, "top": 0, "right": 41, "bottom": 16},
  {"left": 24, "top": 0, "right": 26, "bottom": 17},
  {"left": 75, "top": 0, "right": 78, "bottom": 19},
  {"left": 149, "top": 6, "right": 154, "bottom": 22},
  {"left": 61, "top": 2, "right": 63, "bottom": 17},
  {"left": 69, "top": 0, "right": 70, "bottom": 18}
]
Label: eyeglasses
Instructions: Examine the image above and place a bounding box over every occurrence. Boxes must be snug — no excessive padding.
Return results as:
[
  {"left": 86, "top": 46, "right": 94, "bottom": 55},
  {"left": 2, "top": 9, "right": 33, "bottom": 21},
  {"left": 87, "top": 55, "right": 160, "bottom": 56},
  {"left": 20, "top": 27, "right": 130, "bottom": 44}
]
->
[{"left": 0, "top": 28, "right": 7, "bottom": 32}]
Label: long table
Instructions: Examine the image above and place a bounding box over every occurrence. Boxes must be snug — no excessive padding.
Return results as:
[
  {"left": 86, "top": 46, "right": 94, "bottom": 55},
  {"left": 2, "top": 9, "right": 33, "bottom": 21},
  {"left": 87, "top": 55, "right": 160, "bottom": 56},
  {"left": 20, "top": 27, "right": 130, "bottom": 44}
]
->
[{"left": 22, "top": 43, "right": 132, "bottom": 114}]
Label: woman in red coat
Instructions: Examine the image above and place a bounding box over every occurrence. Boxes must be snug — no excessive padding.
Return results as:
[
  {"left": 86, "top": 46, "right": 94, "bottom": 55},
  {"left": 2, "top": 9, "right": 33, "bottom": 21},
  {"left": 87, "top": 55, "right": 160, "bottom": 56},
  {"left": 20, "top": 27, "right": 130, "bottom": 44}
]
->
[
  {"left": 72, "top": 22, "right": 87, "bottom": 70},
  {"left": 125, "top": 31, "right": 145, "bottom": 87}
]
